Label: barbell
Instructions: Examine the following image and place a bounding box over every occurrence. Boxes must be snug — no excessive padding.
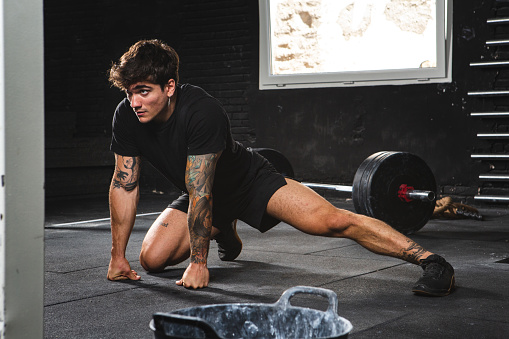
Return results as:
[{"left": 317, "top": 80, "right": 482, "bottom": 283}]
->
[{"left": 252, "top": 148, "right": 437, "bottom": 234}]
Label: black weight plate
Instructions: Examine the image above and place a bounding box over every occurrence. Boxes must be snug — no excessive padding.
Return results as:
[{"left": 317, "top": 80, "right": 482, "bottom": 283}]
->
[
  {"left": 352, "top": 152, "right": 392, "bottom": 216},
  {"left": 352, "top": 152, "right": 436, "bottom": 234},
  {"left": 252, "top": 148, "right": 295, "bottom": 178}
]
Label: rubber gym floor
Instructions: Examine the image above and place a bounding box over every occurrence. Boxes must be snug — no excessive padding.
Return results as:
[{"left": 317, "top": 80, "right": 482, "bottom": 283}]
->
[{"left": 44, "top": 191, "right": 509, "bottom": 338}]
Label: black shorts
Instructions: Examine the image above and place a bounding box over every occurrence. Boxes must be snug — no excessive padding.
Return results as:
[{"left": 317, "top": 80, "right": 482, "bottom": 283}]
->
[{"left": 168, "top": 161, "right": 287, "bottom": 233}]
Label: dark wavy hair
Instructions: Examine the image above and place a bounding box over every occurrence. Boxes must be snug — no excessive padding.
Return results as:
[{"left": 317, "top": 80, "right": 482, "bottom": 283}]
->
[{"left": 108, "top": 39, "right": 179, "bottom": 90}]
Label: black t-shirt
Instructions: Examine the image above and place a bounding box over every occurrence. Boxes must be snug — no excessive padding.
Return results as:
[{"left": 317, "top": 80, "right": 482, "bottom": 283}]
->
[{"left": 110, "top": 84, "right": 265, "bottom": 215}]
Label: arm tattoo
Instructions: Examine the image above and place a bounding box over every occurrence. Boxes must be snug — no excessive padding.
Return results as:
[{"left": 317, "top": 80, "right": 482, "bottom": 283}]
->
[
  {"left": 398, "top": 239, "right": 428, "bottom": 264},
  {"left": 112, "top": 156, "right": 140, "bottom": 192},
  {"left": 185, "top": 153, "right": 221, "bottom": 264},
  {"left": 189, "top": 195, "right": 213, "bottom": 263}
]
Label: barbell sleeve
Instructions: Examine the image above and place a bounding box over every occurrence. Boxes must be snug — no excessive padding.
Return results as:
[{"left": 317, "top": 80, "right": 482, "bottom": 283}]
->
[{"left": 405, "top": 190, "right": 436, "bottom": 202}]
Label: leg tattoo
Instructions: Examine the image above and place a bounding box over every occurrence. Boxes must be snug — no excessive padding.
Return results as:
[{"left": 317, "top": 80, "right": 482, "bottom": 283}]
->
[{"left": 398, "top": 239, "right": 428, "bottom": 264}]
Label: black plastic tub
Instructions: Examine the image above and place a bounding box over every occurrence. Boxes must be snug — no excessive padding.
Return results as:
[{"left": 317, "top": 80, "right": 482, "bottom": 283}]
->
[{"left": 150, "top": 286, "right": 353, "bottom": 339}]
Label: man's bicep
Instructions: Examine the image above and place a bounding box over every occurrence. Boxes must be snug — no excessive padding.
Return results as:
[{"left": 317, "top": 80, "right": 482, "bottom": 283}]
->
[
  {"left": 112, "top": 154, "right": 141, "bottom": 191},
  {"left": 185, "top": 152, "right": 222, "bottom": 196}
]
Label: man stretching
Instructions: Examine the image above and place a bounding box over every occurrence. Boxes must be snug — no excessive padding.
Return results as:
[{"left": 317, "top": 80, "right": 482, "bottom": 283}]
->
[{"left": 106, "top": 39, "right": 455, "bottom": 296}]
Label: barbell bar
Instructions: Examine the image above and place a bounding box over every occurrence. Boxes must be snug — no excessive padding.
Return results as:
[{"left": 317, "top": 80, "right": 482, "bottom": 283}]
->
[
  {"left": 300, "top": 182, "right": 353, "bottom": 193},
  {"left": 300, "top": 182, "right": 435, "bottom": 202},
  {"left": 252, "top": 148, "right": 437, "bottom": 234}
]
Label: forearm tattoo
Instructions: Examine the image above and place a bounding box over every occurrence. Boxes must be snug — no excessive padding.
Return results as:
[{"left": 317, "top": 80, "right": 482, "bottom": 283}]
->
[
  {"left": 112, "top": 156, "right": 139, "bottom": 191},
  {"left": 398, "top": 239, "right": 428, "bottom": 264},
  {"left": 185, "top": 153, "right": 220, "bottom": 264}
]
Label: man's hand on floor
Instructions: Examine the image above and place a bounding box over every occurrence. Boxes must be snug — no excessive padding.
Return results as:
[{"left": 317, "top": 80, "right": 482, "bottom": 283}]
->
[{"left": 176, "top": 262, "right": 209, "bottom": 289}]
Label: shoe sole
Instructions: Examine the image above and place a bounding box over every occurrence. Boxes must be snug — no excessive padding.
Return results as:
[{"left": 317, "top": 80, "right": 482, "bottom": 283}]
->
[
  {"left": 412, "top": 275, "right": 455, "bottom": 297},
  {"left": 217, "top": 220, "right": 242, "bottom": 261}
]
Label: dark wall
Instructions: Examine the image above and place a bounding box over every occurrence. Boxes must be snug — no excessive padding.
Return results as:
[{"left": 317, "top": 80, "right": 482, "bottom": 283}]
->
[{"left": 44, "top": 0, "right": 505, "bottom": 201}]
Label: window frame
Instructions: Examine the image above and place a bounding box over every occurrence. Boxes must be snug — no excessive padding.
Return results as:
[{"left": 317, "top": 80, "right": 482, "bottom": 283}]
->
[{"left": 258, "top": 0, "right": 452, "bottom": 89}]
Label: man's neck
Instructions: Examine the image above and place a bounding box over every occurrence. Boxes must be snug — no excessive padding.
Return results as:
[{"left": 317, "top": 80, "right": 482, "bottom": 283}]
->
[{"left": 155, "top": 91, "right": 178, "bottom": 124}]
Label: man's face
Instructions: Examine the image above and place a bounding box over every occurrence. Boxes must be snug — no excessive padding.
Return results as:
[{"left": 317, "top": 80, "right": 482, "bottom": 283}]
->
[{"left": 125, "top": 80, "right": 174, "bottom": 123}]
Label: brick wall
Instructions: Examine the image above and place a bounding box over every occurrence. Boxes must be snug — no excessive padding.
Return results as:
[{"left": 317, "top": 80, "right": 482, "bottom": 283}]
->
[
  {"left": 45, "top": 1, "right": 114, "bottom": 198},
  {"left": 177, "top": 0, "right": 258, "bottom": 146},
  {"left": 44, "top": 0, "right": 259, "bottom": 198}
]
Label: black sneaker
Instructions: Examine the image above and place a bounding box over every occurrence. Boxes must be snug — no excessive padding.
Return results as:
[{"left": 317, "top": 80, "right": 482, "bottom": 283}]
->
[
  {"left": 412, "top": 254, "right": 455, "bottom": 296},
  {"left": 214, "top": 220, "right": 242, "bottom": 261}
]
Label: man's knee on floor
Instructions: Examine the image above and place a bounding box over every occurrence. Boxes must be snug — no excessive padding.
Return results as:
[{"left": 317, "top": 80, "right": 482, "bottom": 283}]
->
[{"left": 139, "top": 247, "right": 167, "bottom": 273}]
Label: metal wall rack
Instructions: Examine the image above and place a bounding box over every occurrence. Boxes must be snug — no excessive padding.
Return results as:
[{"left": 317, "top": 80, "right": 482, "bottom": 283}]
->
[{"left": 469, "top": 14, "right": 509, "bottom": 203}]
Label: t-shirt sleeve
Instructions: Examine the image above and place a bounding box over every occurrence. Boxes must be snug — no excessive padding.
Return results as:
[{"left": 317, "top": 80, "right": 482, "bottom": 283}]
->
[
  {"left": 186, "top": 98, "right": 228, "bottom": 156},
  {"left": 110, "top": 100, "right": 141, "bottom": 157}
]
